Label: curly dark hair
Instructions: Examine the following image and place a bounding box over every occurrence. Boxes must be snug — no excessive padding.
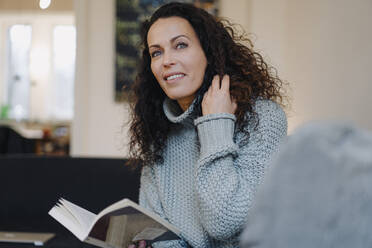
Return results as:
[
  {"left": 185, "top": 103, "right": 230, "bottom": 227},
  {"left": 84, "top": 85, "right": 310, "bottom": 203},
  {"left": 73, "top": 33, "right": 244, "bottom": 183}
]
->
[{"left": 127, "top": 2, "right": 286, "bottom": 167}]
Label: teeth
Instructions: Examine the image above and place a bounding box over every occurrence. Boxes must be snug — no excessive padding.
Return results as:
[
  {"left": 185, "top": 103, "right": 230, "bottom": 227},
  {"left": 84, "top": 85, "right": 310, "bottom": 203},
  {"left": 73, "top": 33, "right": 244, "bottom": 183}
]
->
[{"left": 166, "top": 74, "right": 184, "bottom": 80}]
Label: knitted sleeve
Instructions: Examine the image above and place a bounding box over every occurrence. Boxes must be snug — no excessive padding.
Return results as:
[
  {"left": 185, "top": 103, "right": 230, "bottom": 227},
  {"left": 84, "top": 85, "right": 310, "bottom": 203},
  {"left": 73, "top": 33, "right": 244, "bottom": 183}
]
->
[
  {"left": 139, "top": 166, "right": 189, "bottom": 248},
  {"left": 139, "top": 166, "right": 164, "bottom": 216},
  {"left": 193, "top": 100, "right": 287, "bottom": 240}
]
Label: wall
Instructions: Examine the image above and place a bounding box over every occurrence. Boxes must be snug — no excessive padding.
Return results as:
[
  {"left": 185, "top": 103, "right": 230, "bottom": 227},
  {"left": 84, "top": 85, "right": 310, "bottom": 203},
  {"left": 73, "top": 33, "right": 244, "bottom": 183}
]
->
[
  {"left": 72, "top": 0, "right": 129, "bottom": 157},
  {"left": 0, "top": 0, "right": 73, "bottom": 12},
  {"left": 229, "top": 0, "right": 372, "bottom": 132},
  {"left": 72, "top": 0, "right": 372, "bottom": 157},
  {"left": 284, "top": 0, "right": 372, "bottom": 131}
]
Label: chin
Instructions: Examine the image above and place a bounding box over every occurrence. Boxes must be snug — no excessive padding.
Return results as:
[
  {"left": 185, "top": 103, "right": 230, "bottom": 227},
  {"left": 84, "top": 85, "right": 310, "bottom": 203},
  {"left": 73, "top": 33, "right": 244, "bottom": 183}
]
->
[
  {"left": 165, "top": 94, "right": 178, "bottom": 100},
  {"left": 163, "top": 88, "right": 196, "bottom": 104},
  {"left": 164, "top": 91, "right": 188, "bottom": 101}
]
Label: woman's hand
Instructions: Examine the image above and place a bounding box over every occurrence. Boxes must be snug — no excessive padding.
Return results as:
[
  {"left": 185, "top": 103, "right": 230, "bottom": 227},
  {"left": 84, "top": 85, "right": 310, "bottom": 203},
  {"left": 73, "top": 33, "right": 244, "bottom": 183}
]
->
[
  {"left": 202, "top": 75, "right": 237, "bottom": 116},
  {"left": 128, "top": 240, "right": 151, "bottom": 248}
]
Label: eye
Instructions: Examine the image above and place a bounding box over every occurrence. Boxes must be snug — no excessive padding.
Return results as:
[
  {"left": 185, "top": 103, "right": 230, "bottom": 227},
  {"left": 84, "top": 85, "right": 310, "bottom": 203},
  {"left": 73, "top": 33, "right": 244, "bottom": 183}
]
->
[
  {"left": 176, "top": 42, "right": 188, "bottom": 49},
  {"left": 150, "top": 50, "right": 161, "bottom": 58}
]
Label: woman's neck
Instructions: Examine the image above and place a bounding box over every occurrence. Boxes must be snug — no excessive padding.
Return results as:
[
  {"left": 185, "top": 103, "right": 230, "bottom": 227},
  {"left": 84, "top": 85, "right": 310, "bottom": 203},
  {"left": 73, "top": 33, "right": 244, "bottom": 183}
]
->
[{"left": 177, "top": 95, "right": 195, "bottom": 112}]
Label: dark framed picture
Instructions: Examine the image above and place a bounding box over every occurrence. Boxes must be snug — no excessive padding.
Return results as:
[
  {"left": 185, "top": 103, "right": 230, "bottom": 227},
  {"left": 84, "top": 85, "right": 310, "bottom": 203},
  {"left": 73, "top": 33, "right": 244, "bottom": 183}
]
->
[{"left": 115, "top": 0, "right": 218, "bottom": 101}]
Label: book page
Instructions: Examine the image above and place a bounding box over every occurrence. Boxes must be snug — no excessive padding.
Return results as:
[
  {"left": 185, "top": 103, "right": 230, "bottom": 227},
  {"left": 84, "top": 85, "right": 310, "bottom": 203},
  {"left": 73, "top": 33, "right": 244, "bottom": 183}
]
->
[
  {"left": 88, "top": 206, "right": 179, "bottom": 248},
  {"left": 95, "top": 199, "right": 180, "bottom": 235},
  {"left": 48, "top": 205, "right": 85, "bottom": 240},
  {"left": 60, "top": 198, "right": 96, "bottom": 232},
  {"left": 49, "top": 198, "right": 181, "bottom": 248},
  {"left": 132, "top": 227, "right": 167, "bottom": 242}
]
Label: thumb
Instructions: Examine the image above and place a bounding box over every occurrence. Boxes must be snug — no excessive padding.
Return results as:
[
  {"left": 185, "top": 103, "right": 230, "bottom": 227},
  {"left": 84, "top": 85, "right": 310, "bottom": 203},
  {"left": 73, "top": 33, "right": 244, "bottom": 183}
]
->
[{"left": 232, "top": 99, "right": 238, "bottom": 113}]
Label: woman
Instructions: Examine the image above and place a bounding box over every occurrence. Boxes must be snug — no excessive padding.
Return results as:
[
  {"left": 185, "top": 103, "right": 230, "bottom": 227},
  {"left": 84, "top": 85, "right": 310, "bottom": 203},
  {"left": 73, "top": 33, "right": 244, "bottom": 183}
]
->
[{"left": 128, "top": 2, "right": 287, "bottom": 248}]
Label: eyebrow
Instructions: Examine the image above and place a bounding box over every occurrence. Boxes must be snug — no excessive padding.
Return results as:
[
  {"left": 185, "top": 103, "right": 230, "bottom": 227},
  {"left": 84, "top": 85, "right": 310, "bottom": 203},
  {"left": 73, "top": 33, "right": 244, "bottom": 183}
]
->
[{"left": 148, "top": 35, "right": 189, "bottom": 49}]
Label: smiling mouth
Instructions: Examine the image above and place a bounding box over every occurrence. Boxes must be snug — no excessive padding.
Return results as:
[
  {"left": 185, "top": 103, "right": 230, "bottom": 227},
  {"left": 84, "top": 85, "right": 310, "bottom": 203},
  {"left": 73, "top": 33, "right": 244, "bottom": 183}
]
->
[{"left": 165, "top": 73, "right": 185, "bottom": 81}]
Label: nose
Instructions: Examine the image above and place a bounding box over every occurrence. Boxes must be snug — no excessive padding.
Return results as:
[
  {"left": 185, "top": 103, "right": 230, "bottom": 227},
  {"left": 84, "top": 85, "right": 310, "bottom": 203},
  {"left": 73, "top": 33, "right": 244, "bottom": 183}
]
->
[{"left": 162, "top": 50, "right": 175, "bottom": 67}]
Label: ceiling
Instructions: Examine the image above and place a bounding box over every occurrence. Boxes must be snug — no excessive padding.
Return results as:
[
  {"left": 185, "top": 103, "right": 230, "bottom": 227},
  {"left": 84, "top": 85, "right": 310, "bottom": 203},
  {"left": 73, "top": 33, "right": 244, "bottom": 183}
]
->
[{"left": 0, "top": 0, "right": 73, "bottom": 12}]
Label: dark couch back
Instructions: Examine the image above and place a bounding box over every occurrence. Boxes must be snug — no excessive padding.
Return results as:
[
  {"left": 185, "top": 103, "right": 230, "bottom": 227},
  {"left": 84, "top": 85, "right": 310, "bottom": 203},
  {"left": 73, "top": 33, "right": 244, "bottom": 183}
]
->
[{"left": 0, "top": 156, "right": 141, "bottom": 234}]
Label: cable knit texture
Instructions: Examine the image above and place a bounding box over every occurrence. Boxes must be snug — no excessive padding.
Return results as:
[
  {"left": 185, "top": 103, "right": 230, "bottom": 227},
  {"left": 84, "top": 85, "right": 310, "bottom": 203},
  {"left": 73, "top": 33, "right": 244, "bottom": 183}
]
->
[{"left": 139, "top": 98, "right": 287, "bottom": 248}]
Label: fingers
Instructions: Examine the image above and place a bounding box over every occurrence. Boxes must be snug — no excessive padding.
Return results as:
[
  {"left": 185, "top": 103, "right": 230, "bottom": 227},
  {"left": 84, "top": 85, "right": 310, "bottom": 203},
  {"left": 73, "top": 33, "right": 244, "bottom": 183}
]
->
[
  {"left": 138, "top": 240, "right": 146, "bottom": 248},
  {"left": 232, "top": 98, "right": 238, "bottom": 113},
  {"left": 128, "top": 240, "right": 147, "bottom": 248},
  {"left": 210, "top": 74, "right": 229, "bottom": 92},
  {"left": 202, "top": 74, "right": 236, "bottom": 115},
  {"left": 221, "top": 74, "right": 230, "bottom": 92},
  {"left": 204, "top": 74, "right": 232, "bottom": 101},
  {"left": 211, "top": 75, "right": 220, "bottom": 91}
]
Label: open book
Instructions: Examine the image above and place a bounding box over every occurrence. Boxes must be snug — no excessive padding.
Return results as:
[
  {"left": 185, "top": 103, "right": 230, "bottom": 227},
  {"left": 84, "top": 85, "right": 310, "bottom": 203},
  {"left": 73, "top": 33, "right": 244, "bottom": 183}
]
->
[{"left": 48, "top": 198, "right": 181, "bottom": 248}]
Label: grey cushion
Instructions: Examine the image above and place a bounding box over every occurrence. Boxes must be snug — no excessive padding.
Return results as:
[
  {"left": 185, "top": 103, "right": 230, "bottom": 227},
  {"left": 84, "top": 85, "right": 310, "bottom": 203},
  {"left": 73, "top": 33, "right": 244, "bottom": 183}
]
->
[{"left": 240, "top": 122, "right": 372, "bottom": 248}]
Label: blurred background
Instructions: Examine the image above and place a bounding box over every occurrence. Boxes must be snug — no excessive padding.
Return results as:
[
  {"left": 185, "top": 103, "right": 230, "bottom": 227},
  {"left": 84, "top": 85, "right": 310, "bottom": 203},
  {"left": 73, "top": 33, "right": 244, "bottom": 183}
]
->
[{"left": 0, "top": 0, "right": 371, "bottom": 158}]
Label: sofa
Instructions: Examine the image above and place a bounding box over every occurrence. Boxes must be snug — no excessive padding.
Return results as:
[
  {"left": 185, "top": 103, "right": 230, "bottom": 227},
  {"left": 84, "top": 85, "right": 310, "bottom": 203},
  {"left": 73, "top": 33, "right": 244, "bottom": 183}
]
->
[
  {"left": 0, "top": 155, "right": 141, "bottom": 248},
  {"left": 0, "top": 126, "right": 36, "bottom": 155}
]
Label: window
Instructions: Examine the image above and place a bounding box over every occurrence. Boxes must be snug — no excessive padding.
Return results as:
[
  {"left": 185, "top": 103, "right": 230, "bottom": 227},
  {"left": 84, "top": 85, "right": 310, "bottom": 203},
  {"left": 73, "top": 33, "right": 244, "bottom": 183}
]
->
[
  {"left": 6, "top": 24, "right": 32, "bottom": 120},
  {"left": 52, "top": 25, "right": 76, "bottom": 120},
  {"left": 0, "top": 14, "right": 75, "bottom": 122}
]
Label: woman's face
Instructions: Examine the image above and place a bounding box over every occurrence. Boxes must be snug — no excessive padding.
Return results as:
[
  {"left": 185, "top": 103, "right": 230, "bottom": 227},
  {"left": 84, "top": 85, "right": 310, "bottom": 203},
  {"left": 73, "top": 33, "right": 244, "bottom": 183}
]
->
[{"left": 147, "top": 16, "right": 207, "bottom": 109}]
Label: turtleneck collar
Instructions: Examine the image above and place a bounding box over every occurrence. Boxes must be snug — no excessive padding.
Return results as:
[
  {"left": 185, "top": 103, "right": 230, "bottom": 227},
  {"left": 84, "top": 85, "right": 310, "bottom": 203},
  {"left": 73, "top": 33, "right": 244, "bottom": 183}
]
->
[{"left": 163, "top": 97, "right": 199, "bottom": 127}]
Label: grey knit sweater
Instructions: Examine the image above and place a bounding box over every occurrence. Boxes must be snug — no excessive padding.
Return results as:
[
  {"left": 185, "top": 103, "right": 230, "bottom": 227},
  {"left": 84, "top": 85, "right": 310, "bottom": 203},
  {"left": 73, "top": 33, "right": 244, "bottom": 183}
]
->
[{"left": 139, "top": 98, "right": 287, "bottom": 248}]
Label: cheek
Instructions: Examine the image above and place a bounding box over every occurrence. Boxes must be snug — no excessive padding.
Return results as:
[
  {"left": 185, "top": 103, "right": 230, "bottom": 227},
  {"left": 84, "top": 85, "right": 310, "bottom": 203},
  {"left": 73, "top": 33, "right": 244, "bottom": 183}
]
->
[
  {"left": 151, "top": 62, "right": 161, "bottom": 81},
  {"left": 151, "top": 62, "right": 167, "bottom": 92},
  {"left": 193, "top": 54, "right": 207, "bottom": 80},
  {"left": 193, "top": 49, "right": 207, "bottom": 70}
]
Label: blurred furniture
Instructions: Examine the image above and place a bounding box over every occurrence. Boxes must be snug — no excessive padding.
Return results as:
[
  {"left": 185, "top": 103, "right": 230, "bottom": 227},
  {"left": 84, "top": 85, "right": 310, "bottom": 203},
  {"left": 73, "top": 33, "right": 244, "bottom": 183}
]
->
[
  {"left": 0, "top": 126, "right": 37, "bottom": 154},
  {"left": 0, "top": 156, "right": 141, "bottom": 248},
  {"left": 35, "top": 125, "right": 70, "bottom": 156},
  {"left": 240, "top": 122, "right": 372, "bottom": 248},
  {"left": 0, "top": 121, "right": 70, "bottom": 156}
]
